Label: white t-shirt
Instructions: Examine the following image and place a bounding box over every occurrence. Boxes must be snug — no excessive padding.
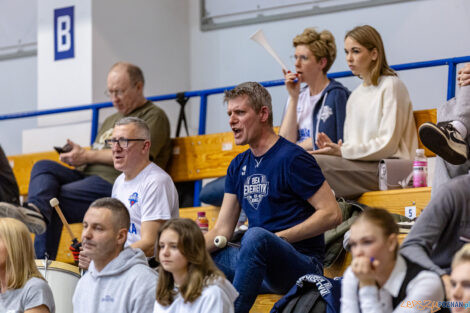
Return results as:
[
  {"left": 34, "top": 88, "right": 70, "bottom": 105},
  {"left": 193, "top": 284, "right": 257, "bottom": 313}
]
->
[
  {"left": 0, "top": 277, "right": 55, "bottom": 313},
  {"left": 112, "top": 162, "right": 179, "bottom": 246},
  {"left": 285, "top": 85, "right": 324, "bottom": 143},
  {"left": 153, "top": 279, "right": 238, "bottom": 313}
]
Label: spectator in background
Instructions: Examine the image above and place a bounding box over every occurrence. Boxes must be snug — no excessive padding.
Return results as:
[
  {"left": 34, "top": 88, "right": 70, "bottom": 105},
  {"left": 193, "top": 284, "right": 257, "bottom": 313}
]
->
[
  {"left": 0, "top": 217, "right": 55, "bottom": 313},
  {"left": 79, "top": 117, "right": 179, "bottom": 270},
  {"left": 199, "top": 27, "right": 349, "bottom": 208},
  {"left": 341, "top": 208, "right": 444, "bottom": 313},
  {"left": 154, "top": 218, "right": 238, "bottom": 313},
  {"left": 0, "top": 62, "right": 171, "bottom": 260},
  {"left": 73, "top": 197, "right": 157, "bottom": 313},
  {"left": 418, "top": 64, "right": 470, "bottom": 194},
  {"left": 450, "top": 244, "right": 470, "bottom": 313},
  {"left": 204, "top": 82, "right": 341, "bottom": 313},
  {"left": 0, "top": 145, "right": 20, "bottom": 205},
  {"left": 311, "top": 25, "right": 418, "bottom": 199}
]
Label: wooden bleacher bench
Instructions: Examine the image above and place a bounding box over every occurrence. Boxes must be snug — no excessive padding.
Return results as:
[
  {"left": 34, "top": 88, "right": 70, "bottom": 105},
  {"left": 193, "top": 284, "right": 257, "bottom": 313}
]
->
[{"left": 7, "top": 109, "right": 436, "bottom": 313}]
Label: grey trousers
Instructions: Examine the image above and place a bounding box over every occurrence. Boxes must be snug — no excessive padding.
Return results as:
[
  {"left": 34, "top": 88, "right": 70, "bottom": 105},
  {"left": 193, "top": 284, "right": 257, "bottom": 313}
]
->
[
  {"left": 313, "top": 154, "right": 379, "bottom": 200},
  {"left": 433, "top": 85, "right": 470, "bottom": 195}
]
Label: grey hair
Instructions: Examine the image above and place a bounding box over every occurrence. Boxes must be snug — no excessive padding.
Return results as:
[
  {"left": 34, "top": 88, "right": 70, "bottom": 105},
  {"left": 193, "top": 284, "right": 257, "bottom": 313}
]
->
[
  {"left": 224, "top": 82, "right": 273, "bottom": 127},
  {"left": 89, "top": 197, "right": 130, "bottom": 231},
  {"left": 115, "top": 117, "right": 150, "bottom": 140}
]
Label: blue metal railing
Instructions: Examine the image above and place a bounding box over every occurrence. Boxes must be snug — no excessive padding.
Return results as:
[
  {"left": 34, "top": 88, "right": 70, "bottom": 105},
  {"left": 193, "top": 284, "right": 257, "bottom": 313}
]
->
[{"left": 1, "top": 55, "right": 469, "bottom": 205}]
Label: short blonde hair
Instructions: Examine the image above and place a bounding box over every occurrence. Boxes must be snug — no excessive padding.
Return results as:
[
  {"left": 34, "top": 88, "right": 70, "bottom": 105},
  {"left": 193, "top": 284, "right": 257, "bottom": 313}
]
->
[
  {"left": 0, "top": 218, "right": 43, "bottom": 289},
  {"left": 293, "top": 28, "right": 337, "bottom": 73},
  {"left": 452, "top": 244, "right": 470, "bottom": 270},
  {"left": 345, "top": 25, "right": 396, "bottom": 86}
]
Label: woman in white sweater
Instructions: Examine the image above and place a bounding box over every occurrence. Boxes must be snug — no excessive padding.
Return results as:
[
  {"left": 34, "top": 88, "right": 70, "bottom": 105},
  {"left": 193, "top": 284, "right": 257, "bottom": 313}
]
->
[
  {"left": 341, "top": 208, "right": 444, "bottom": 313},
  {"left": 154, "top": 218, "right": 238, "bottom": 313},
  {"left": 311, "top": 25, "right": 418, "bottom": 199}
]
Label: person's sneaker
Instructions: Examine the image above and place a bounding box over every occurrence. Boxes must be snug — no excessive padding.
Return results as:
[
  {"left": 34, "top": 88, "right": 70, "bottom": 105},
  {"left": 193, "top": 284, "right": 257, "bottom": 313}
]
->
[
  {"left": 0, "top": 202, "right": 46, "bottom": 234},
  {"left": 419, "top": 121, "right": 468, "bottom": 165}
]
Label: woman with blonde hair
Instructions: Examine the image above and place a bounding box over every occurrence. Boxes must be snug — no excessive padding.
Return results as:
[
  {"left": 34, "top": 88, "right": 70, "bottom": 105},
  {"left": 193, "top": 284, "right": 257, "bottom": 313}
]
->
[
  {"left": 154, "top": 218, "right": 238, "bottom": 313},
  {"left": 312, "top": 25, "right": 418, "bottom": 199},
  {"left": 281, "top": 27, "right": 350, "bottom": 150},
  {"left": 0, "top": 217, "right": 55, "bottom": 313},
  {"left": 450, "top": 244, "right": 470, "bottom": 313},
  {"left": 341, "top": 208, "right": 444, "bottom": 312}
]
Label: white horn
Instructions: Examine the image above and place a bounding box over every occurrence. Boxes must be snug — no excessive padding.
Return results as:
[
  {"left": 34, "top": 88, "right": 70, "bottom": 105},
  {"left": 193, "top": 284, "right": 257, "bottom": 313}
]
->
[{"left": 250, "top": 29, "right": 288, "bottom": 72}]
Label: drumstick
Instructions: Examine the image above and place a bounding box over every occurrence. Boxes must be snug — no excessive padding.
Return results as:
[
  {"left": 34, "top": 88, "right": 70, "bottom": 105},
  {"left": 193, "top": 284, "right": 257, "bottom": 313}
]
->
[
  {"left": 250, "top": 29, "right": 289, "bottom": 72},
  {"left": 214, "top": 235, "right": 240, "bottom": 248},
  {"left": 49, "top": 198, "right": 75, "bottom": 240}
]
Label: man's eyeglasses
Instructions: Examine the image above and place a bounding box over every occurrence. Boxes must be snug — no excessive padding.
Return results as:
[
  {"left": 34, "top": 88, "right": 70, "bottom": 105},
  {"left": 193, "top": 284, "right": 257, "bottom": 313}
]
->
[{"left": 104, "top": 138, "right": 146, "bottom": 148}]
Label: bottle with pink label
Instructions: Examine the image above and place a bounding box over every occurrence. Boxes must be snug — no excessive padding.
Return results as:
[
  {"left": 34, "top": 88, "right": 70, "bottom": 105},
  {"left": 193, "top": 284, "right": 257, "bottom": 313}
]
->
[
  {"left": 196, "top": 211, "right": 209, "bottom": 233},
  {"left": 413, "top": 149, "right": 427, "bottom": 187}
]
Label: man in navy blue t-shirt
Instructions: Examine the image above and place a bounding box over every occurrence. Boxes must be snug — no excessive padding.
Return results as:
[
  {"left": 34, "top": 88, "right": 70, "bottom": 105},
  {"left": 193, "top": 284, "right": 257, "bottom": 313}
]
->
[{"left": 204, "top": 82, "right": 342, "bottom": 313}]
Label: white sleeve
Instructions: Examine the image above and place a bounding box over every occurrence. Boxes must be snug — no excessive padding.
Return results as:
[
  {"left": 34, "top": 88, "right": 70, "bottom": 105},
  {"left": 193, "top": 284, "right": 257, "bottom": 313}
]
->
[
  {"left": 340, "top": 267, "right": 362, "bottom": 313},
  {"left": 197, "top": 286, "right": 235, "bottom": 313},
  {"left": 141, "top": 176, "right": 177, "bottom": 222}
]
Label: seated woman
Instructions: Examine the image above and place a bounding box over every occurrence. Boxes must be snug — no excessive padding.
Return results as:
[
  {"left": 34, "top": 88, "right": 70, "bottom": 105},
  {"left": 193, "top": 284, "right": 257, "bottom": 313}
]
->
[
  {"left": 199, "top": 27, "right": 349, "bottom": 207},
  {"left": 341, "top": 208, "right": 444, "bottom": 313},
  {"left": 450, "top": 244, "right": 470, "bottom": 312},
  {"left": 0, "top": 217, "right": 55, "bottom": 313},
  {"left": 312, "top": 25, "right": 418, "bottom": 199},
  {"left": 154, "top": 218, "right": 238, "bottom": 313}
]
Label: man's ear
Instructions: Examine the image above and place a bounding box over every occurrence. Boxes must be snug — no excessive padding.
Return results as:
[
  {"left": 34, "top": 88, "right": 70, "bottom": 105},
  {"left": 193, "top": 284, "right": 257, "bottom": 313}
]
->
[
  {"left": 116, "top": 228, "right": 128, "bottom": 246},
  {"left": 259, "top": 106, "right": 270, "bottom": 123},
  {"left": 135, "top": 81, "right": 144, "bottom": 93},
  {"left": 142, "top": 140, "right": 151, "bottom": 153}
]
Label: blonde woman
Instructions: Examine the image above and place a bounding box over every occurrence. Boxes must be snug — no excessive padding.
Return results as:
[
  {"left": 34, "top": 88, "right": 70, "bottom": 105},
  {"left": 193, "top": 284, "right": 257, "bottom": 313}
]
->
[
  {"left": 0, "top": 217, "right": 55, "bottom": 313},
  {"left": 154, "top": 218, "right": 238, "bottom": 313},
  {"left": 312, "top": 25, "right": 418, "bottom": 199},
  {"left": 450, "top": 244, "right": 470, "bottom": 313},
  {"left": 281, "top": 27, "right": 349, "bottom": 151}
]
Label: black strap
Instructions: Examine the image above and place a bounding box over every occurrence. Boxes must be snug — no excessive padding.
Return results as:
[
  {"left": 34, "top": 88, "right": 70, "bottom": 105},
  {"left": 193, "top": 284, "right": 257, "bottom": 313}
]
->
[
  {"left": 175, "top": 92, "right": 189, "bottom": 137},
  {"left": 392, "top": 256, "right": 427, "bottom": 308}
]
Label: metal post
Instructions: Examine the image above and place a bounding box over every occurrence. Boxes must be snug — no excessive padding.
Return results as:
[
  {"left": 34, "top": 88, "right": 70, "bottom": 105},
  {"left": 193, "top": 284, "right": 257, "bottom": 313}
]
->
[
  {"left": 193, "top": 180, "right": 202, "bottom": 207},
  {"left": 447, "top": 61, "right": 457, "bottom": 100},
  {"left": 198, "top": 94, "right": 208, "bottom": 135},
  {"left": 90, "top": 108, "right": 100, "bottom": 145}
]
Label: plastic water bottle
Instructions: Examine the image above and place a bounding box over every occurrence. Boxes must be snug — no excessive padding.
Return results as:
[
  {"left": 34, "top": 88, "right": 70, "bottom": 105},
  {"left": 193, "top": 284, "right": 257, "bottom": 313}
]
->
[
  {"left": 413, "top": 149, "right": 427, "bottom": 187},
  {"left": 196, "top": 211, "right": 209, "bottom": 233}
]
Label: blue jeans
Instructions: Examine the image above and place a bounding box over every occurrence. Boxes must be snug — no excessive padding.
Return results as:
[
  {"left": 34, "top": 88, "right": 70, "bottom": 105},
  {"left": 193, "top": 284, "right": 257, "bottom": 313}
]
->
[
  {"left": 28, "top": 160, "right": 113, "bottom": 259},
  {"left": 212, "top": 227, "right": 323, "bottom": 313}
]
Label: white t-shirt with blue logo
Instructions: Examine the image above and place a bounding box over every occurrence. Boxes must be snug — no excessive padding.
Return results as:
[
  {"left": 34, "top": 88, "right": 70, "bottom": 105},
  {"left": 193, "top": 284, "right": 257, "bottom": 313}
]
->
[
  {"left": 112, "top": 163, "right": 179, "bottom": 248},
  {"left": 225, "top": 137, "right": 325, "bottom": 257},
  {"left": 0, "top": 277, "right": 55, "bottom": 313}
]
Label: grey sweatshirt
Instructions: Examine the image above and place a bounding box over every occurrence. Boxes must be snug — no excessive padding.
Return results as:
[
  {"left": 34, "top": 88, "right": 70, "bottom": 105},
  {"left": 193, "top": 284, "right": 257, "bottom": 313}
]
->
[
  {"left": 400, "top": 173, "right": 470, "bottom": 276},
  {"left": 73, "top": 248, "right": 158, "bottom": 313}
]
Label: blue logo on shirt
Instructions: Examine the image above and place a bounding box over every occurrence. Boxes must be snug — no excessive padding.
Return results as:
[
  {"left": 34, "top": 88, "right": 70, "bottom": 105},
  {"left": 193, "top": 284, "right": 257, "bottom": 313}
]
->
[
  {"left": 243, "top": 174, "right": 269, "bottom": 210},
  {"left": 129, "top": 192, "right": 138, "bottom": 207},
  {"left": 101, "top": 295, "right": 114, "bottom": 302}
]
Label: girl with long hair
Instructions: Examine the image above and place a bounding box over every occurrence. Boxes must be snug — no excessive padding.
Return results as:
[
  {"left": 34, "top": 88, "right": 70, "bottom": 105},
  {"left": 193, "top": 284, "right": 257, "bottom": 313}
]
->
[
  {"left": 154, "top": 218, "right": 238, "bottom": 313},
  {"left": 341, "top": 208, "right": 444, "bottom": 312},
  {"left": 311, "top": 25, "right": 418, "bottom": 199},
  {"left": 0, "top": 217, "right": 55, "bottom": 313}
]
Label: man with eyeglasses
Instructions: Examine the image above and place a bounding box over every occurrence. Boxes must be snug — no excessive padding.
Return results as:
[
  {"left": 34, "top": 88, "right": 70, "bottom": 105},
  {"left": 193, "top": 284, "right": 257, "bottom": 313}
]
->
[
  {"left": 0, "top": 62, "right": 171, "bottom": 261},
  {"left": 79, "top": 117, "right": 178, "bottom": 270}
]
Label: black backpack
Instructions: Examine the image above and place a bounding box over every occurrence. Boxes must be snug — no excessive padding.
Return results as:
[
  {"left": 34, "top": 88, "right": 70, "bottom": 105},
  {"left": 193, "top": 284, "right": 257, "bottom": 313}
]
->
[{"left": 281, "top": 288, "right": 326, "bottom": 313}]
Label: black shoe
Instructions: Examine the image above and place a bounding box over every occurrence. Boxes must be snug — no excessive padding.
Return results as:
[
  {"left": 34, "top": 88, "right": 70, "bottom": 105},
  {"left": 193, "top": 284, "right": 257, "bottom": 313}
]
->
[
  {"left": 0, "top": 202, "right": 46, "bottom": 234},
  {"left": 419, "top": 122, "right": 468, "bottom": 165}
]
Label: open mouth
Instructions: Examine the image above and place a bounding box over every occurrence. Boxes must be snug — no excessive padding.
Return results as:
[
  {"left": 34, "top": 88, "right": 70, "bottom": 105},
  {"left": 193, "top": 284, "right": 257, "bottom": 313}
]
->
[{"left": 232, "top": 128, "right": 241, "bottom": 135}]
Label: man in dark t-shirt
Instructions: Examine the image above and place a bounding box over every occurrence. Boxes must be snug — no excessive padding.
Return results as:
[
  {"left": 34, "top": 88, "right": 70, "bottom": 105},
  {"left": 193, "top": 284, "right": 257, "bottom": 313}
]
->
[{"left": 204, "top": 82, "right": 342, "bottom": 313}]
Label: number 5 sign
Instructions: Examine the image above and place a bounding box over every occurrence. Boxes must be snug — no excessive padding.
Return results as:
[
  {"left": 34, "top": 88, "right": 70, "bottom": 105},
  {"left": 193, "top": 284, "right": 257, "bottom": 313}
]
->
[{"left": 54, "top": 6, "right": 74, "bottom": 61}]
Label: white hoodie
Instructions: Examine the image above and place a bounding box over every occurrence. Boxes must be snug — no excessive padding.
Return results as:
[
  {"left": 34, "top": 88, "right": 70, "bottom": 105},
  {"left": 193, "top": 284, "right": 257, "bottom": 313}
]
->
[
  {"left": 73, "top": 248, "right": 158, "bottom": 313},
  {"left": 153, "top": 277, "right": 238, "bottom": 313}
]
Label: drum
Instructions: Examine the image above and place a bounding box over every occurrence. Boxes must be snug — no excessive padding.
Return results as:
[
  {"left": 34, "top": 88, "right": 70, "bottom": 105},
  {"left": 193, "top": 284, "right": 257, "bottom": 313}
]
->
[{"left": 35, "top": 260, "right": 81, "bottom": 313}]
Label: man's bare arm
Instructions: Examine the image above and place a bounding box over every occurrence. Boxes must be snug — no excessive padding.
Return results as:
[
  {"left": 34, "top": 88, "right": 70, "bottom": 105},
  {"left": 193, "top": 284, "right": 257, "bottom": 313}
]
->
[
  {"left": 130, "top": 220, "right": 165, "bottom": 257},
  {"left": 275, "top": 181, "right": 342, "bottom": 243},
  {"left": 204, "top": 193, "right": 241, "bottom": 253}
]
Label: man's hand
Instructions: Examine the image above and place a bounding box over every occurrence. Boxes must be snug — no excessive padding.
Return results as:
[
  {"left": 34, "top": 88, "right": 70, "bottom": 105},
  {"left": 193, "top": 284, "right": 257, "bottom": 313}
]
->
[
  {"left": 441, "top": 274, "right": 452, "bottom": 300},
  {"left": 78, "top": 249, "right": 91, "bottom": 270},
  {"left": 59, "top": 139, "right": 88, "bottom": 167},
  {"left": 458, "top": 64, "right": 470, "bottom": 87}
]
